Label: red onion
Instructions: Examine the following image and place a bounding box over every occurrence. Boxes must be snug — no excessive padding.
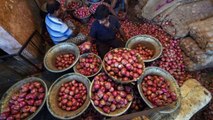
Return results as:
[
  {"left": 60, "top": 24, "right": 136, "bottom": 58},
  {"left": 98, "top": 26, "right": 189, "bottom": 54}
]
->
[
  {"left": 76, "top": 54, "right": 101, "bottom": 76},
  {"left": 119, "top": 20, "right": 187, "bottom": 86},
  {"left": 58, "top": 80, "right": 87, "bottom": 111},
  {"left": 141, "top": 75, "right": 177, "bottom": 107},
  {"left": 55, "top": 53, "right": 75, "bottom": 70},
  {"left": 2, "top": 81, "right": 45, "bottom": 119},
  {"left": 67, "top": 1, "right": 81, "bottom": 10},
  {"left": 74, "top": 7, "right": 91, "bottom": 19},
  {"left": 104, "top": 48, "right": 144, "bottom": 82},
  {"left": 91, "top": 73, "right": 133, "bottom": 113}
]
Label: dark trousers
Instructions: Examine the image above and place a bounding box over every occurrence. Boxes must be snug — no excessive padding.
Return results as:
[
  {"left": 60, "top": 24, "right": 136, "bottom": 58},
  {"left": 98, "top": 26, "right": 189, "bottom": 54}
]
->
[{"left": 96, "top": 39, "right": 125, "bottom": 59}]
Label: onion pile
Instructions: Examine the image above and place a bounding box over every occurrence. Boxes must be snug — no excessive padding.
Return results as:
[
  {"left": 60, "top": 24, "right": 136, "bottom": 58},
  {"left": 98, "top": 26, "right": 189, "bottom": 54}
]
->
[
  {"left": 78, "top": 41, "right": 92, "bottom": 54},
  {"left": 74, "top": 7, "right": 91, "bottom": 19},
  {"left": 91, "top": 73, "right": 133, "bottom": 114},
  {"left": 55, "top": 53, "right": 75, "bottom": 70},
  {"left": 90, "top": 3, "right": 101, "bottom": 14},
  {"left": 141, "top": 75, "right": 177, "bottom": 107},
  {"left": 157, "top": 40, "right": 186, "bottom": 86},
  {"left": 75, "top": 54, "right": 101, "bottom": 76},
  {"left": 59, "top": 0, "right": 65, "bottom": 8},
  {"left": 104, "top": 48, "right": 144, "bottom": 82},
  {"left": 130, "top": 89, "right": 144, "bottom": 111},
  {"left": 58, "top": 80, "right": 87, "bottom": 111},
  {"left": 67, "top": 1, "right": 81, "bottom": 10},
  {"left": 91, "top": 44, "right": 98, "bottom": 55},
  {"left": 120, "top": 20, "right": 187, "bottom": 86},
  {"left": 0, "top": 82, "right": 45, "bottom": 120},
  {"left": 133, "top": 44, "right": 154, "bottom": 60}
]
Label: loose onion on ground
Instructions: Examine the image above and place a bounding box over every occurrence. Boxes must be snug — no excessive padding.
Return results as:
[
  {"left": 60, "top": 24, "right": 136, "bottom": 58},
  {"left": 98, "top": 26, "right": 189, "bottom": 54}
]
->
[
  {"left": 58, "top": 80, "right": 87, "bottom": 111},
  {"left": 91, "top": 73, "right": 133, "bottom": 114},
  {"left": 74, "top": 7, "right": 91, "bottom": 19},
  {"left": 78, "top": 41, "right": 92, "bottom": 54}
]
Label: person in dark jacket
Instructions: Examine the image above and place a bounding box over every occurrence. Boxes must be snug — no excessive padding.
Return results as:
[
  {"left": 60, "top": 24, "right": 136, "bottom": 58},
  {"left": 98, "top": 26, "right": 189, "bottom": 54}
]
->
[{"left": 90, "top": 4, "right": 127, "bottom": 58}]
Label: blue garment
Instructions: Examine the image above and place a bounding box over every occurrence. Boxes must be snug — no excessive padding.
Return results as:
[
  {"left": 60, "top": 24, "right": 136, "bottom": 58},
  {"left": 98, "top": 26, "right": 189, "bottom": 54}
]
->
[
  {"left": 90, "top": 16, "right": 120, "bottom": 43},
  {"left": 104, "top": 0, "right": 125, "bottom": 14},
  {"left": 114, "top": 0, "right": 125, "bottom": 14},
  {"left": 45, "top": 14, "right": 73, "bottom": 44}
]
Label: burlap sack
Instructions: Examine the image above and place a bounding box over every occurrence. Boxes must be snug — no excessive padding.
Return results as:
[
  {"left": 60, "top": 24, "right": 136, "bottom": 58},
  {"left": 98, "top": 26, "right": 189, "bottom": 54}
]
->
[
  {"left": 141, "top": 0, "right": 179, "bottom": 20},
  {"left": 189, "top": 17, "right": 213, "bottom": 55},
  {"left": 182, "top": 53, "right": 202, "bottom": 71},
  {"left": 183, "top": 52, "right": 213, "bottom": 71},
  {"left": 160, "top": 79, "right": 212, "bottom": 120},
  {"left": 155, "top": 0, "right": 213, "bottom": 38},
  {"left": 180, "top": 37, "right": 208, "bottom": 65}
]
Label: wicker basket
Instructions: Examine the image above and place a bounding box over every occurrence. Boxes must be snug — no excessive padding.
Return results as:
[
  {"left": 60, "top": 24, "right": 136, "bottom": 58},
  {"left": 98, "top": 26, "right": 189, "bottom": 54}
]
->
[
  {"left": 43, "top": 43, "right": 80, "bottom": 73},
  {"left": 73, "top": 8, "right": 92, "bottom": 24},
  {"left": 125, "top": 35, "right": 163, "bottom": 62},
  {"left": 0, "top": 77, "right": 48, "bottom": 120},
  {"left": 73, "top": 53, "right": 102, "bottom": 78},
  {"left": 47, "top": 73, "right": 91, "bottom": 119},
  {"left": 137, "top": 67, "right": 181, "bottom": 113},
  {"left": 102, "top": 48, "right": 145, "bottom": 84},
  {"left": 89, "top": 73, "right": 133, "bottom": 117}
]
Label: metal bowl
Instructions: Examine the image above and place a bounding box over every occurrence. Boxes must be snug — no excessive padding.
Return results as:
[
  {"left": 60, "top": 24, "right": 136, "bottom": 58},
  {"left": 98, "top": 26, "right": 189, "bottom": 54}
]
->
[
  {"left": 102, "top": 48, "right": 145, "bottom": 84},
  {"left": 125, "top": 35, "right": 163, "bottom": 62},
  {"left": 47, "top": 73, "right": 91, "bottom": 119},
  {"left": 44, "top": 43, "right": 80, "bottom": 73},
  {"left": 89, "top": 73, "right": 133, "bottom": 117},
  {"left": 89, "top": 2, "right": 101, "bottom": 14},
  {"left": 73, "top": 7, "right": 92, "bottom": 24},
  {"left": 137, "top": 67, "right": 181, "bottom": 113},
  {"left": 0, "top": 77, "right": 48, "bottom": 120},
  {"left": 73, "top": 53, "right": 102, "bottom": 78}
]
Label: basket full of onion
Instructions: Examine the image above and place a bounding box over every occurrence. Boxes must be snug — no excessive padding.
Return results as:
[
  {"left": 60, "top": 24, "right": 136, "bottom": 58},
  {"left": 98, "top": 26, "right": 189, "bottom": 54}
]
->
[
  {"left": 47, "top": 73, "right": 91, "bottom": 119},
  {"left": 44, "top": 42, "right": 80, "bottom": 73},
  {"left": 137, "top": 67, "right": 181, "bottom": 113},
  {"left": 103, "top": 48, "right": 145, "bottom": 84},
  {"left": 73, "top": 6, "right": 91, "bottom": 24},
  {"left": 73, "top": 53, "right": 102, "bottom": 77},
  {"left": 90, "top": 72, "right": 133, "bottom": 117},
  {"left": 66, "top": 0, "right": 83, "bottom": 11},
  {"left": 89, "top": 2, "right": 101, "bottom": 14},
  {"left": 0, "top": 77, "right": 48, "bottom": 120},
  {"left": 125, "top": 35, "right": 163, "bottom": 62},
  {"left": 85, "top": 0, "right": 101, "bottom": 5}
]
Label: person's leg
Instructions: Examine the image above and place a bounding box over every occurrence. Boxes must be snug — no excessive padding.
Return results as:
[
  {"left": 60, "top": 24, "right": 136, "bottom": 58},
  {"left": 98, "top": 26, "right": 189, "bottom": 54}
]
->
[
  {"left": 121, "top": 0, "right": 125, "bottom": 11},
  {"left": 114, "top": 7, "right": 119, "bottom": 15},
  {"left": 96, "top": 42, "right": 111, "bottom": 59}
]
